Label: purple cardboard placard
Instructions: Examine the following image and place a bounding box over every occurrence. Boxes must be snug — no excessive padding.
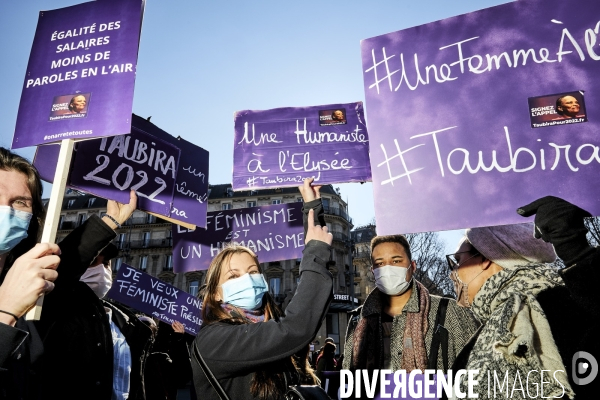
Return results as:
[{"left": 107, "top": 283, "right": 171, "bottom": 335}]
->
[
  {"left": 33, "top": 144, "right": 62, "bottom": 183},
  {"left": 361, "top": 0, "right": 600, "bottom": 234},
  {"left": 12, "top": 0, "right": 144, "bottom": 149},
  {"left": 232, "top": 102, "right": 371, "bottom": 190},
  {"left": 173, "top": 203, "right": 304, "bottom": 273},
  {"left": 34, "top": 115, "right": 210, "bottom": 224},
  {"left": 130, "top": 115, "right": 209, "bottom": 228},
  {"left": 68, "top": 130, "right": 180, "bottom": 215},
  {"left": 106, "top": 264, "right": 201, "bottom": 335}
]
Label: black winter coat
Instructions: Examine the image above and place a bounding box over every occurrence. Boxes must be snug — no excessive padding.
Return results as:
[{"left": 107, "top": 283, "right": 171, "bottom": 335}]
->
[
  {"left": 0, "top": 215, "right": 119, "bottom": 400},
  {"left": 36, "top": 215, "right": 154, "bottom": 400},
  {"left": 191, "top": 198, "right": 330, "bottom": 400}
]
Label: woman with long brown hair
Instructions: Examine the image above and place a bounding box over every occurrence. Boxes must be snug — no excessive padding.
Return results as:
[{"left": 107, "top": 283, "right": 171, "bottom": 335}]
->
[{"left": 191, "top": 179, "right": 332, "bottom": 400}]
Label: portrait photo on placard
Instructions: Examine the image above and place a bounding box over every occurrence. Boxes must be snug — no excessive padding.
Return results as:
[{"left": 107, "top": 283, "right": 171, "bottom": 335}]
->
[
  {"left": 319, "top": 108, "right": 347, "bottom": 126},
  {"left": 528, "top": 90, "right": 588, "bottom": 129},
  {"left": 48, "top": 92, "right": 91, "bottom": 121}
]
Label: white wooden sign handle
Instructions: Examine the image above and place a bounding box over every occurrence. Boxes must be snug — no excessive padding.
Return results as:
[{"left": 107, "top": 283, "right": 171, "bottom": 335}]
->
[{"left": 26, "top": 139, "right": 75, "bottom": 320}]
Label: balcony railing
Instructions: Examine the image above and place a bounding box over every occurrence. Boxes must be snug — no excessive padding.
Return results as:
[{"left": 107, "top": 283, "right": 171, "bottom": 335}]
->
[
  {"left": 58, "top": 221, "right": 78, "bottom": 230},
  {"left": 354, "top": 251, "right": 371, "bottom": 259},
  {"left": 323, "top": 205, "right": 352, "bottom": 224},
  {"left": 331, "top": 231, "right": 348, "bottom": 242},
  {"left": 58, "top": 215, "right": 164, "bottom": 230},
  {"left": 114, "top": 238, "right": 173, "bottom": 249},
  {"left": 124, "top": 216, "right": 163, "bottom": 225}
]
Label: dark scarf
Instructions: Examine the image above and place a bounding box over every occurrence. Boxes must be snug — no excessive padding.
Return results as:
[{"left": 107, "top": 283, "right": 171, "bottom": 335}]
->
[
  {"left": 352, "top": 281, "right": 431, "bottom": 371},
  {"left": 220, "top": 303, "right": 265, "bottom": 323}
]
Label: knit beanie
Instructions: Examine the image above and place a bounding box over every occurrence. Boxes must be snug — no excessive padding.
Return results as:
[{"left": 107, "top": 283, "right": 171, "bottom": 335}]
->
[{"left": 465, "top": 223, "right": 556, "bottom": 270}]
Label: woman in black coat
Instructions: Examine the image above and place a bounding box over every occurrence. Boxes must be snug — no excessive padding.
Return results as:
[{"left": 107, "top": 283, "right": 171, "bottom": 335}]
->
[{"left": 192, "top": 179, "right": 332, "bottom": 400}]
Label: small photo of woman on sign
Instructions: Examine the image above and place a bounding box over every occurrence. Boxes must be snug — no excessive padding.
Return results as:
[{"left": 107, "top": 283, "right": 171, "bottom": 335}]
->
[
  {"left": 554, "top": 95, "right": 585, "bottom": 119},
  {"left": 528, "top": 90, "right": 587, "bottom": 129},
  {"left": 48, "top": 92, "right": 91, "bottom": 121},
  {"left": 68, "top": 94, "right": 87, "bottom": 114},
  {"left": 319, "top": 108, "right": 347, "bottom": 126}
]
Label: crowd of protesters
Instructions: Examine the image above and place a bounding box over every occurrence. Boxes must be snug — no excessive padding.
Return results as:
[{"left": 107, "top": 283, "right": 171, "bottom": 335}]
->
[{"left": 0, "top": 146, "right": 598, "bottom": 400}]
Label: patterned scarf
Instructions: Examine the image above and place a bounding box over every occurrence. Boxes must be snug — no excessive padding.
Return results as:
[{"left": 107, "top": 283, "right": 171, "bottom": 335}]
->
[
  {"left": 352, "top": 281, "right": 431, "bottom": 371},
  {"left": 221, "top": 303, "right": 265, "bottom": 323},
  {"left": 457, "top": 265, "right": 575, "bottom": 399},
  {"left": 401, "top": 280, "right": 430, "bottom": 371}
]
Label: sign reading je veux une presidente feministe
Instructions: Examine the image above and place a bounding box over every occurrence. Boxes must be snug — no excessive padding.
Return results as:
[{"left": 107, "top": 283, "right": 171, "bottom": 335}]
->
[
  {"left": 106, "top": 264, "right": 202, "bottom": 335},
  {"left": 232, "top": 102, "right": 371, "bottom": 190},
  {"left": 361, "top": 0, "right": 600, "bottom": 234},
  {"left": 12, "top": 0, "right": 144, "bottom": 149}
]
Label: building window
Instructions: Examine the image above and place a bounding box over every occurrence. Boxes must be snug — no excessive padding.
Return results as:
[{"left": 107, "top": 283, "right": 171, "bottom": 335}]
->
[
  {"left": 139, "top": 256, "right": 148, "bottom": 271},
  {"left": 117, "top": 233, "right": 127, "bottom": 249},
  {"left": 58, "top": 216, "right": 64, "bottom": 229},
  {"left": 142, "top": 231, "right": 151, "bottom": 247},
  {"left": 77, "top": 214, "right": 87, "bottom": 226},
  {"left": 354, "top": 283, "right": 361, "bottom": 297},
  {"left": 296, "top": 197, "right": 303, "bottom": 203},
  {"left": 222, "top": 203, "right": 232, "bottom": 210},
  {"left": 164, "top": 255, "right": 173, "bottom": 271},
  {"left": 166, "top": 229, "right": 173, "bottom": 245},
  {"left": 322, "top": 198, "right": 330, "bottom": 210},
  {"left": 271, "top": 199, "right": 281, "bottom": 205},
  {"left": 87, "top": 198, "right": 96, "bottom": 208},
  {"left": 113, "top": 257, "right": 123, "bottom": 272},
  {"left": 326, "top": 313, "right": 340, "bottom": 336},
  {"left": 67, "top": 199, "right": 75, "bottom": 209},
  {"left": 147, "top": 214, "right": 156, "bottom": 223},
  {"left": 189, "top": 280, "right": 199, "bottom": 296},
  {"left": 247, "top": 201, "right": 256, "bottom": 208},
  {"left": 269, "top": 277, "right": 281, "bottom": 296}
]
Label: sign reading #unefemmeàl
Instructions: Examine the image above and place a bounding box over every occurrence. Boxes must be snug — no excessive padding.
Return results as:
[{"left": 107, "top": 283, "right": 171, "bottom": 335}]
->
[
  {"left": 361, "top": 0, "right": 600, "bottom": 234},
  {"left": 173, "top": 203, "right": 304, "bottom": 273},
  {"left": 106, "top": 264, "right": 202, "bottom": 335},
  {"left": 12, "top": 0, "right": 144, "bottom": 149},
  {"left": 232, "top": 102, "right": 371, "bottom": 190}
]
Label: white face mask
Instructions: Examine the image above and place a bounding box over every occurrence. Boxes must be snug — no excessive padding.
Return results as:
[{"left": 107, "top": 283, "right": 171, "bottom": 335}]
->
[
  {"left": 80, "top": 264, "right": 113, "bottom": 298},
  {"left": 373, "top": 265, "right": 412, "bottom": 295}
]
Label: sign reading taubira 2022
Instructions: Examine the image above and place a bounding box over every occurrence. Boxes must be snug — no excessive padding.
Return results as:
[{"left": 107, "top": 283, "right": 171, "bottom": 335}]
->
[{"left": 12, "top": 0, "right": 144, "bottom": 149}]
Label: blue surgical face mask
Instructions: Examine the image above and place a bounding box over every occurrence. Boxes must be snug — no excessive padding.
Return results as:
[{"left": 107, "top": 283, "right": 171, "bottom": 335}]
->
[
  {"left": 221, "top": 273, "right": 268, "bottom": 310},
  {"left": 0, "top": 206, "right": 32, "bottom": 255}
]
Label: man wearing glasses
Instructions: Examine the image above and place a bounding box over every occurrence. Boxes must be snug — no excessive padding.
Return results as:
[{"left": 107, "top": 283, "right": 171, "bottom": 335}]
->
[{"left": 342, "top": 235, "right": 479, "bottom": 376}]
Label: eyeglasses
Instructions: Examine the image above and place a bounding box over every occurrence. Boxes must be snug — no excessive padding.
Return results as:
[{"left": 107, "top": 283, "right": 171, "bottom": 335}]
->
[{"left": 445, "top": 251, "right": 480, "bottom": 272}]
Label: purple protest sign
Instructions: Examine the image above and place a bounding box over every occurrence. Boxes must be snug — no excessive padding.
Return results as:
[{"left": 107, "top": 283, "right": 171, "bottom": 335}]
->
[
  {"left": 131, "top": 115, "right": 210, "bottom": 228},
  {"left": 173, "top": 203, "right": 304, "bottom": 273},
  {"left": 106, "top": 264, "right": 202, "bottom": 335},
  {"left": 68, "top": 130, "right": 180, "bottom": 215},
  {"left": 362, "top": 0, "right": 600, "bottom": 234},
  {"left": 232, "top": 102, "right": 371, "bottom": 190},
  {"left": 12, "top": 0, "right": 144, "bottom": 149},
  {"left": 34, "top": 115, "right": 210, "bottom": 224}
]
